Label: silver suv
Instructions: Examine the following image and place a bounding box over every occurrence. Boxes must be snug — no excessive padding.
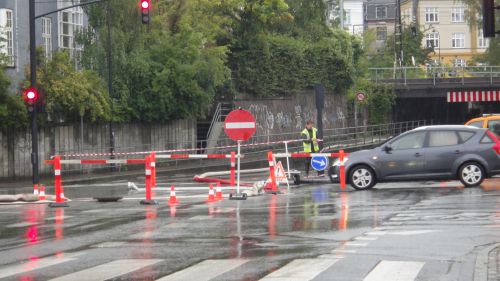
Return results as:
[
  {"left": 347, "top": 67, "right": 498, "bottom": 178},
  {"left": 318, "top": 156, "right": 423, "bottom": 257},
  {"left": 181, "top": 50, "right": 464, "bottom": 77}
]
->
[{"left": 328, "top": 125, "right": 500, "bottom": 190}]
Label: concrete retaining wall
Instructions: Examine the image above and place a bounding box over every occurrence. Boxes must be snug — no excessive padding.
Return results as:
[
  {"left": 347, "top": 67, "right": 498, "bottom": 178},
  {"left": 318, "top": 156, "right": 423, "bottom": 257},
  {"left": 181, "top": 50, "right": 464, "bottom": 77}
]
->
[{"left": 0, "top": 120, "right": 196, "bottom": 179}]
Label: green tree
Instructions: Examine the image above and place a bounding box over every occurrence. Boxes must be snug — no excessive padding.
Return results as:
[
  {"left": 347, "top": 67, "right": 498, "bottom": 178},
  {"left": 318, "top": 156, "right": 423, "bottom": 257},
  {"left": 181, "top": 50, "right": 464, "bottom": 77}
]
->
[
  {"left": 35, "top": 51, "right": 111, "bottom": 122},
  {"left": 0, "top": 55, "right": 28, "bottom": 131}
]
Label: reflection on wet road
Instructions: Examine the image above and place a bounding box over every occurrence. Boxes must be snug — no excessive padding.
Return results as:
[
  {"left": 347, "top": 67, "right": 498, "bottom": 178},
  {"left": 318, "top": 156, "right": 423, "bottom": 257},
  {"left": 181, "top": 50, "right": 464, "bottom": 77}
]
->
[{"left": 0, "top": 178, "right": 499, "bottom": 280}]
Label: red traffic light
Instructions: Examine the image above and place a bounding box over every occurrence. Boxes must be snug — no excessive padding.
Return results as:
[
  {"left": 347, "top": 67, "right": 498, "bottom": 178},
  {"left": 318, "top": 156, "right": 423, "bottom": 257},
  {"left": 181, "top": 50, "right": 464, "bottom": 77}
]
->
[
  {"left": 23, "top": 87, "right": 39, "bottom": 104},
  {"left": 141, "top": 0, "right": 150, "bottom": 10}
]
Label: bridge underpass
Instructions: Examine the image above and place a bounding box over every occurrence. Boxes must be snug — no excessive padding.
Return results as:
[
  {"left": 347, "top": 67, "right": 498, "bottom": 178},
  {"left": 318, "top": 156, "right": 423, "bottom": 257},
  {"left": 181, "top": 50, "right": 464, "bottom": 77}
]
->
[{"left": 370, "top": 66, "right": 500, "bottom": 124}]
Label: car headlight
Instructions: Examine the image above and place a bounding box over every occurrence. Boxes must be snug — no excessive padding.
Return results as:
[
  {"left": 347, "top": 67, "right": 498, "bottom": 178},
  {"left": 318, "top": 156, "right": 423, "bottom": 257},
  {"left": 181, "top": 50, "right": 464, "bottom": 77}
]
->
[{"left": 333, "top": 157, "right": 349, "bottom": 167}]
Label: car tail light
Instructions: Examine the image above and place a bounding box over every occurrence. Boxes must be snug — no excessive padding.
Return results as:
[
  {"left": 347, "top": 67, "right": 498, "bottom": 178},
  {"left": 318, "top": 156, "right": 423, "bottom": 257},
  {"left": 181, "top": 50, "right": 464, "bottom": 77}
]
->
[{"left": 486, "top": 131, "right": 500, "bottom": 155}]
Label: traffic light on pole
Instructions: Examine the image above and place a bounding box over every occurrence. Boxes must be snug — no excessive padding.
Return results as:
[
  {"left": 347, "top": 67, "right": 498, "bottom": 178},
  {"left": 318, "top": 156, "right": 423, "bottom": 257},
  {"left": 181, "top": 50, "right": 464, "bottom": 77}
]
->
[
  {"left": 23, "top": 87, "right": 39, "bottom": 105},
  {"left": 141, "top": 0, "right": 150, "bottom": 24},
  {"left": 483, "top": 0, "right": 496, "bottom": 37}
]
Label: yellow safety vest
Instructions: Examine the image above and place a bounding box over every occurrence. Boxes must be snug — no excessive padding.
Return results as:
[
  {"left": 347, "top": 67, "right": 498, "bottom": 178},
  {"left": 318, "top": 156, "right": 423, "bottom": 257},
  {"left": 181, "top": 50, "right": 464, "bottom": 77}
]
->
[{"left": 301, "top": 128, "right": 319, "bottom": 153}]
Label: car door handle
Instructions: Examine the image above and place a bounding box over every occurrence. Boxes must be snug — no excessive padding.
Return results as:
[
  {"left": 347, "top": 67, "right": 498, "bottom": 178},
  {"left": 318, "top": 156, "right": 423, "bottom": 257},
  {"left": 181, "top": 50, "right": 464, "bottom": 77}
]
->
[
  {"left": 414, "top": 153, "right": 422, "bottom": 157},
  {"left": 455, "top": 150, "right": 462, "bottom": 154}
]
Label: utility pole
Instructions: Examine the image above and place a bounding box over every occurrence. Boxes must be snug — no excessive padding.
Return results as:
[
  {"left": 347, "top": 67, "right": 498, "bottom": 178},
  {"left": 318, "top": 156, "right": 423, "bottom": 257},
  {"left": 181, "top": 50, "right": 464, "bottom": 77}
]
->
[
  {"left": 29, "top": 0, "right": 39, "bottom": 186},
  {"left": 107, "top": 1, "right": 115, "bottom": 160},
  {"left": 394, "top": 0, "right": 404, "bottom": 71}
]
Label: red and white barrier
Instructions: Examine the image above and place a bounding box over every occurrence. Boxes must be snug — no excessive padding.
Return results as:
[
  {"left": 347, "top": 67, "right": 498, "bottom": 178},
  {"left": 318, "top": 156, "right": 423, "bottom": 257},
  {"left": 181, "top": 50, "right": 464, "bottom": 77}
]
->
[{"left": 272, "top": 150, "right": 350, "bottom": 190}]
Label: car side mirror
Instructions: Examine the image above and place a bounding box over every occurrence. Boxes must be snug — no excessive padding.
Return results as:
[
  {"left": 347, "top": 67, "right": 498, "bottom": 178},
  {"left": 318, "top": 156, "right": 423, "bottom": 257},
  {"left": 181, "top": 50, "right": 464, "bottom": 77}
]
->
[{"left": 384, "top": 145, "right": 393, "bottom": 153}]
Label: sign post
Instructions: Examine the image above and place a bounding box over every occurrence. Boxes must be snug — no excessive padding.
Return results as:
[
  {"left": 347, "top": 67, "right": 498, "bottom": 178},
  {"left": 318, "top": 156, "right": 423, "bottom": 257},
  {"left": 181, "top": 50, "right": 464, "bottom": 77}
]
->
[{"left": 224, "top": 109, "right": 256, "bottom": 200}]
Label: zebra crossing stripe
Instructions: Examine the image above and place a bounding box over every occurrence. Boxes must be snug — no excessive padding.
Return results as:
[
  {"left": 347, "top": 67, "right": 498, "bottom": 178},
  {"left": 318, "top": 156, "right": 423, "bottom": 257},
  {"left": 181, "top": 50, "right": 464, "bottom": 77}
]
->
[
  {"left": 156, "top": 259, "right": 248, "bottom": 281},
  {"left": 0, "top": 252, "right": 84, "bottom": 279},
  {"left": 363, "top": 261, "right": 425, "bottom": 281},
  {"left": 259, "top": 258, "right": 339, "bottom": 281},
  {"left": 48, "top": 259, "right": 162, "bottom": 281}
]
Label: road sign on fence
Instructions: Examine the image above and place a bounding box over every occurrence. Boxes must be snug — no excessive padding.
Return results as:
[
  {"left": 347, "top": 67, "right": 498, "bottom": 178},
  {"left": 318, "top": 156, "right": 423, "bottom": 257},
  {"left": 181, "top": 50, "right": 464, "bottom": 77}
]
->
[
  {"left": 224, "top": 109, "right": 256, "bottom": 142},
  {"left": 311, "top": 156, "right": 329, "bottom": 171}
]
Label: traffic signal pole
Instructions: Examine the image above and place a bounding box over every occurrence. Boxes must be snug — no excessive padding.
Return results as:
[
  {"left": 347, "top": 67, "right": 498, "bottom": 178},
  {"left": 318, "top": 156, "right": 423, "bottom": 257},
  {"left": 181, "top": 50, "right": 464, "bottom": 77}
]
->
[{"left": 29, "top": 0, "right": 39, "bottom": 185}]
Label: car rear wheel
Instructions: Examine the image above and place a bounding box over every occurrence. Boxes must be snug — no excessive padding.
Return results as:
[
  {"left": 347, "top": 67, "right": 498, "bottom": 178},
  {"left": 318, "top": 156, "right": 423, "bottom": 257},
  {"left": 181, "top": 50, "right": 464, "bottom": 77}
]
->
[
  {"left": 349, "top": 165, "right": 376, "bottom": 190},
  {"left": 458, "top": 162, "right": 485, "bottom": 187}
]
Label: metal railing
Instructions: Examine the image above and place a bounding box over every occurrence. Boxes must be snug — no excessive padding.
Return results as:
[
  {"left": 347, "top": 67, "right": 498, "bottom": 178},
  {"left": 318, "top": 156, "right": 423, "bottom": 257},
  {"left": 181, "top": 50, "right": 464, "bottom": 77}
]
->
[
  {"left": 370, "top": 66, "right": 500, "bottom": 86},
  {"left": 51, "top": 120, "right": 430, "bottom": 175},
  {"left": 206, "top": 103, "right": 222, "bottom": 141}
]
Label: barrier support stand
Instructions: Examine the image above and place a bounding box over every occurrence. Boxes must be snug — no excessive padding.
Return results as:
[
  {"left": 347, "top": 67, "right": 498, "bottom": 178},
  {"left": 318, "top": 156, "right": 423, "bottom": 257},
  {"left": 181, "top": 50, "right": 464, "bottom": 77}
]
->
[
  {"left": 230, "top": 141, "right": 247, "bottom": 200},
  {"left": 141, "top": 155, "right": 158, "bottom": 205},
  {"left": 266, "top": 151, "right": 279, "bottom": 195},
  {"left": 151, "top": 151, "right": 156, "bottom": 188},
  {"left": 230, "top": 151, "right": 236, "bottom": 187},
  {"left": 49, "top": 155, "right": 69, "bottom": 208},
  {"left": 339, "top": 150, "right": 346, "bottom": 191}
]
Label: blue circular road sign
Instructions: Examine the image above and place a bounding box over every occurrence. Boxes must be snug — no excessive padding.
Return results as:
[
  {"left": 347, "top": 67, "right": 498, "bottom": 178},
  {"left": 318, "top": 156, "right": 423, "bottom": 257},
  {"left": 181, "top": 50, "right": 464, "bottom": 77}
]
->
[{"left": 311, "top": 156, "right": 329, "bottom": 171}]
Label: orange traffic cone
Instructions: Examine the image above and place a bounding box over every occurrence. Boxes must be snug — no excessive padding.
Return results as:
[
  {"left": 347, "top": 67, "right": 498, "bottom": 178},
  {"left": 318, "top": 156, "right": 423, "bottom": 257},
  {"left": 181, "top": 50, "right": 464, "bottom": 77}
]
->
[
  {"left": 205, "top": 184, "right": 216, "bottom": 203},
  {"left": 168, "top": 185, "right": 179, "bottom": 205},
  {"left": 39, "top": 185, "right": 46, "bottom": 201},
  {"left": 215, "top": 182, "right": 223, "bottom": 201},
  {"left": 33, "top": 184, "right": 39, "bottom": 195}
]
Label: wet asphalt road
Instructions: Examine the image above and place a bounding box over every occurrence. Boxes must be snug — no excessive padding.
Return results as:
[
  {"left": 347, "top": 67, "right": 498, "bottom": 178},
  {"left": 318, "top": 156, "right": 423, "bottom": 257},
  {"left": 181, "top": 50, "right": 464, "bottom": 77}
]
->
[{"left": 0, "top": 175, "right": 500, "bottom": 281}]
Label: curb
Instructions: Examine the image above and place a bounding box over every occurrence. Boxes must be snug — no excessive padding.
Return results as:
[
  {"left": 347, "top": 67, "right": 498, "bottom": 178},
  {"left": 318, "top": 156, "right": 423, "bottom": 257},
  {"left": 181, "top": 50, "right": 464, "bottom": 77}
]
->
[{"left": 474, "top": 243, "right": 500, "bottom": 281}]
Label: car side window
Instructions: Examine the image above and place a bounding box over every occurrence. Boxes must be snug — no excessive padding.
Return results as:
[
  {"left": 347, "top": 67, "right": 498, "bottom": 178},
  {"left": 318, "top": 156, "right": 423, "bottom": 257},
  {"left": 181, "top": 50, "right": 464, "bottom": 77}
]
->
[
  {"left": 458, "top": 131, "right": 475, "bottom": 143},
  {"left": 487, "top": 120, "right": 500, "bottom": 136},
  {"left": 468, "top": 121, "right": 483, "bottom": 128},
  {"left": 428, "top": 131, "right": 460, "bottom": 147},
  {"left": 390, "top": 132, "right": 426, "bottom": 150},
  {"left": 480, "top": 133, "right": 494, "bottom": 144}
]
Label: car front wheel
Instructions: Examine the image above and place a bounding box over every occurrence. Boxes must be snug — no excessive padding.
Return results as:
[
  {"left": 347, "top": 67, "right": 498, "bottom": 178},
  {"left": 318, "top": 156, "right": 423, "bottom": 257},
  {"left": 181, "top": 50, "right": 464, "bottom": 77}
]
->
[
  {"left": 349, "top": 165, "right": 376, "bottom": 190},
  {"left": 459, "top": 162, "right": 485, "bottom": 187}
]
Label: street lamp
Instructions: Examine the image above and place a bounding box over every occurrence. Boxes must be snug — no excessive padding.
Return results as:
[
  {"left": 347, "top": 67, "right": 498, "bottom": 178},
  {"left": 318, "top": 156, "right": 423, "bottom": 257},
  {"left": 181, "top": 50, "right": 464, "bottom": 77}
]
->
[{"left": 432, "top": 28, "right": 441, "bottom": 66}]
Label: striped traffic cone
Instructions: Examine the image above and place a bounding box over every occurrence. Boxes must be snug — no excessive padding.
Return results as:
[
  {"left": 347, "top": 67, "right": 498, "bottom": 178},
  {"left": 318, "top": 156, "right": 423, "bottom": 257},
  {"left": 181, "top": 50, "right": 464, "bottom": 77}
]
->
[
  {"left": 33, "top": 184, "right": 39, "bottom": 195},
  {"left": 39, "top": 185, "right": 46, "bottom": 201},
  {"left": 205, "top": 184, "right": 216, "bottom": 203},
  {"left": 215, "top": 182, "right": 223, "bottom": 201},
  {"left": 168, "top": 185, "right": 179, "bottom": 206}
]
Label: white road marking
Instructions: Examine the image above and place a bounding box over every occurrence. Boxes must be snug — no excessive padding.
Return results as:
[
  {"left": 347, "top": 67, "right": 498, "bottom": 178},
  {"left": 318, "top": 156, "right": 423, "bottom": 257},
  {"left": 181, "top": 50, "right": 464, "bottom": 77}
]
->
[
  {"left": 259, "top": 258, "right": 339, "bottom": 281},
  {"left": 387, "top": 230, "right": 440, "bottom": 236},
  {"left": 355, "top": 237, "right": 378, "bottom": 241},
  {"left": 365, "top": 231, "right": 387, "bottom": 236},
  {"left": 382, "top": 222, "right": 404, "bottom": 226},
  {"left": 363, "top": 260, "right": 425, "bottom": 281},
  {"left": 318, "top": 254, "right": 344, "bottom": 259},
  {"left": 332, "top": 249, "right": 357, "bottom": 253},
  {"left": 0, "top": 252, "right": 84, "bottom": 279},
  {"left": 6, "top": 222, "right": 38, "bottom": 228},
  {"left": 156, "top": 259, "right": 248, "bottom": 281},
  {"left": 49, "top": 259, "right": 162, "bottom": 281},
  {"left": 344, "top": 242, "right": 369, "bottom": 247}
]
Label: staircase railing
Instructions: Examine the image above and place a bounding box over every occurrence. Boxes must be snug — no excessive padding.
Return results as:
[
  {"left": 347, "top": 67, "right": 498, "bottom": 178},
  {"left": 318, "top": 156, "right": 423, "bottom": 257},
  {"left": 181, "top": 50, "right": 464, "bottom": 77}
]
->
[{"left": 206, "top": 103, "right": 223, "bottom": 142}]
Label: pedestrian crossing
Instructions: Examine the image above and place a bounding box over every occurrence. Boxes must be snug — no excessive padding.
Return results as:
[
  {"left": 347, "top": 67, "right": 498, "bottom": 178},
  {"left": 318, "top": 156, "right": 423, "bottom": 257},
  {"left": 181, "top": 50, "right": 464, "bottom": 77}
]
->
[{"left": 0, "top": 253, "right": 430, "bottom": 281}]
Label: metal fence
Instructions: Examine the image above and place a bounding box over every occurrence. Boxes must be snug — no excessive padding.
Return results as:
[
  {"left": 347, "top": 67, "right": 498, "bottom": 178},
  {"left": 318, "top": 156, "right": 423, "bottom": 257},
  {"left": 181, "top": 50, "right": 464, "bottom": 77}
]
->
[{"left": 369, "top": 66, "right": 500, "bottom": 86}]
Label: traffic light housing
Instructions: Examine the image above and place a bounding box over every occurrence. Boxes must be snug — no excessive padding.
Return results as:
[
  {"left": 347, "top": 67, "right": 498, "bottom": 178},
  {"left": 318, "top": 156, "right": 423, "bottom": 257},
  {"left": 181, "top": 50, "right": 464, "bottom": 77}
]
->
[
  {"left": 483, "top": 0, "right": 496, "bottom": 37},
  {"left": 141, "top": 0, "right": 150, "bottom": 24},
  {"left": 22, "top": 87, "right": 39, "bottom": 105}
]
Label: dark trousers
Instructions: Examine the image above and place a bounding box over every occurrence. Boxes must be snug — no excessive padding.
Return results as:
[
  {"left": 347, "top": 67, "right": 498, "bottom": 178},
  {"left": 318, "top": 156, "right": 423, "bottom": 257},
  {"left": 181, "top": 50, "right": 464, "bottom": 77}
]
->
[{"left": 304, "top": 157, "right": 312, "bottom": 175}]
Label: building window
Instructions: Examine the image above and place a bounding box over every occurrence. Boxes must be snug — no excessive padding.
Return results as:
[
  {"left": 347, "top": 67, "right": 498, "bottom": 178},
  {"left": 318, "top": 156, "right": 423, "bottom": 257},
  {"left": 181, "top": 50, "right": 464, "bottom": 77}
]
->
[
  {"left": 453, "top": 58, "right": 466, "bottom": 67},
  {"left": 0, "top": 9, "right": 15, "bottom": 67},
  {"left": 42, "top": 17, "right": 52, "bottom": 59},
  {"left": 452, "top": 33, "right": 465, "bottom": 48},
  {"left": 345, "top": 9, "right": 351, "bottom": 25},
  {"left": 425, "top": 8, "right": 439, "bottom": 23},
  {"left": 426, "top": 33, "right": 440, "bottom": 48},
  {"left": 376, "top": 6, "right": 388, "bottom": 19},
  {"left": 376, "top": 26, "right": 387, "bottom": 41},
  {"left": 59, "top": 6, "right": 83, "bottom": 60},
  {"left": 478, "top": 29, "right": 489, "bottom": 48},
  {"left": 451, "top": 7, "right": 465, "bottom": 23}
]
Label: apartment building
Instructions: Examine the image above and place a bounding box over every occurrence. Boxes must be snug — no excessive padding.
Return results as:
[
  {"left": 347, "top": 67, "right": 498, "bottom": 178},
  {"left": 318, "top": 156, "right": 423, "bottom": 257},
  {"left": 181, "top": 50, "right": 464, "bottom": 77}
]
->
[
  {"left": 401, "top": 0, "right": 489, "bottom": 67},
  {"left": 365, "top": 0, "right": 397, "bottom": 49},
  {"left": 0, "top": 0, "right": 87, "bottom": 92}
]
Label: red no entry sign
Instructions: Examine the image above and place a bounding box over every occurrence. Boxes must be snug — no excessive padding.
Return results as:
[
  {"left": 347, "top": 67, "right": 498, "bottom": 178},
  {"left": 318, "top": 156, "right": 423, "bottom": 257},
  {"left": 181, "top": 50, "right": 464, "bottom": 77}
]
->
[{"left": 224, "top": 109, "right": 256, "bottom": 142}]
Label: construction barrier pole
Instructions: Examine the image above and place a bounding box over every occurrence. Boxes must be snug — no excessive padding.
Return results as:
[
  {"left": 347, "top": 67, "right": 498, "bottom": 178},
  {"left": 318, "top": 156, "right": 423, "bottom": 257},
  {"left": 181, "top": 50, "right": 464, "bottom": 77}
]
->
[
  {"left": 49, "top": 155, "right": 68, "bottom": 207},
  {"left": 268, "top": 151, "right": 278, "bottom": 193},
  {"left": 141, "top": 155, "right": 157, "bottom": 205},
  {"left": 151, "top": 151, "right": 156, "bottom": 188},
  {"left": 284, "top": 141, "right": 291, "bottom": 181},
  {"left": 339, "top": 150, "right": 346, "bottom": 190},
  {"left": 230, "top": 151, "right": 236, "bottom": 187}
]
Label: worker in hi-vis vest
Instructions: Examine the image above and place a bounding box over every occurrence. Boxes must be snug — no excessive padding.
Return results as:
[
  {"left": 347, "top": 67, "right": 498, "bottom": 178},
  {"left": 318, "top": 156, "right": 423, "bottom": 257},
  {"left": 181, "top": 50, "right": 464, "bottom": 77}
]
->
[{"left": 301, "top": 120, "right": 320, "bottom": 177}]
